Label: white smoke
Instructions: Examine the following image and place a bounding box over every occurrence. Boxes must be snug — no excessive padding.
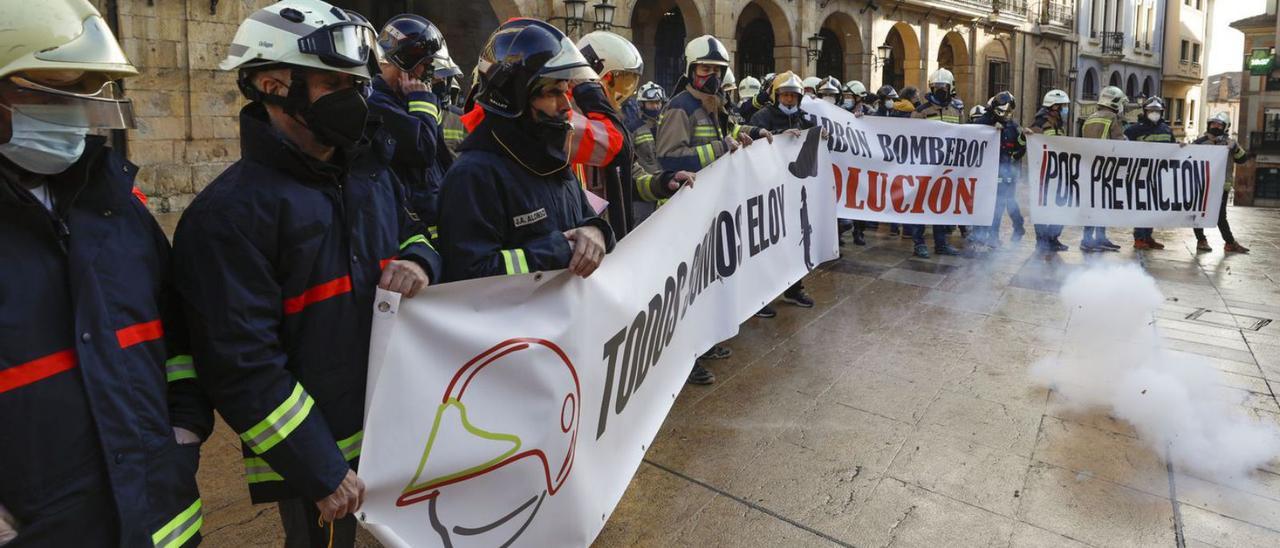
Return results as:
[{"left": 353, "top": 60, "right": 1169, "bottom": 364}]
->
[{"left": 1031, "top": 263, "right": 1280, "bottom": 484}]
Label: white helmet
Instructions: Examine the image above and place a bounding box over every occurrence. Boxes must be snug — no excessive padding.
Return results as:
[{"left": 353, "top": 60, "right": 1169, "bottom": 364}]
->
[
  {"left": 970, "top": 105, "right": 987, "bottom": 118},
  {"left": 772, "top": 71, "right": 804, "bottom": 102},
  {"left": 684, "top": 34, "right": 730, "bottom": 71},
  {"left": 817, "top": 76, "right": 841, "bottom": 97},
  {"left": 845, "top": 80, "right": 867, "bottom": 96},
  {"left": 1141, "top": 96, "right": 1164, "bottom": 112},
  {"left": 722, "top": 68, "right": 737, "bottom": 91},
  {"left": 638, "top": 81, "right": 666, "bottom": 103},
  {"left": 220, "top": 0, "right": 375, "bottom": 80},
  {"left": 738, "top": 76, "right": 762, "bottom": 98},
  {"left": 578, "top": 31, "right": 642, "bottom": 104},
  {"left": 1097, "top": 85, "right": 1127, "bottom": 111},
  {"left": 802, "top": 76, "right": 821, "bottom": 89},
  {"left": 1208, "top": 111, "right": 1231, "bottom": 128},
  {"left": 928, "top": 68, "right": 956, "bottom": 90},
  {"left": 1042, "top": 89, "right": 1070, "bottom": 107}
]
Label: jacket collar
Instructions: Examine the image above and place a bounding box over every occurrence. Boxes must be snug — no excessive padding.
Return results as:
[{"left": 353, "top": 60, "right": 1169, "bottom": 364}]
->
[
  {"left": 0, "top": 136, "right": 125, "bottom": 211},
  {"left": 238, "top": 102, "right": 388, "bottom": 186}
]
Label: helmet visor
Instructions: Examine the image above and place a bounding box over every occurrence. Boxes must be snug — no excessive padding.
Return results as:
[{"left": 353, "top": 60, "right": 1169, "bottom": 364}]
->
[
  {"left": 298, "top": 22, "right": 376, "bottom": 69},
  {"left": 540, "top": 36, "right": 598, "bottom": 82},
  {"left": 609, "top": 71, "right": 640, "bottom": 101},
  {"left": 0, "top": 77, "right": 134, "bottom": 129}
]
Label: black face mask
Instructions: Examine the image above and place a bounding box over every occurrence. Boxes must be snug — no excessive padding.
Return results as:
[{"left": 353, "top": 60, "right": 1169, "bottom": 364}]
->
[
  {"left": 1208, "top": 126, "right": 1226, "bottom": 137},
  {"left": 301, "top": 87, "right": 369, "bottom": 149},
  {"left": 692, "top": 72, "right": 722, "bottom": 95},
  {"left": 641, "top": 106, "right": 662, "bottom": 119}
]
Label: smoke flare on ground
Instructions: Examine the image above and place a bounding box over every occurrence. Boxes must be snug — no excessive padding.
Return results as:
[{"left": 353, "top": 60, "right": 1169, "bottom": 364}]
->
[{"left": 1030, "top": 263, "right": 1280, "bottom": 483}]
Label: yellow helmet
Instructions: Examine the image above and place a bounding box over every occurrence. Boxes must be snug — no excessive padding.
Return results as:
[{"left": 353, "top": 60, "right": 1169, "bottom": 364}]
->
[{"left": 0, "top": 0, "right": 137, "bottom": 82}]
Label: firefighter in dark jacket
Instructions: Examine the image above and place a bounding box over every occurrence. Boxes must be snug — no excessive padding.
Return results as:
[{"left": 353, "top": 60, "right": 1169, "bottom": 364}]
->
[
  {"left": 1029, "top": 89, "right": 1071, "bottom": 253},
  {"left": 0, "top": 1, "right": 211, "bottom": 546},
  {"left": 367, "top": 14, "right": 454, "bottom": 241},
  {"left": 1193, "top": 112, "right": 1251, "bottom": 253},
  {"left": 969, "top": 91, "right": 1027, "bottom": 248},
  {"left": 438, "top": 18, "right": 614, "bottom": 282},
  {"left": 748, "top": 71, "right": 818, "bottom": 310},
  {"left": 1125, "top": 97, "right": 1175, "bottom": 250},
  {"left": 173, "top": 2, "right": 439, "bottom": 546}
]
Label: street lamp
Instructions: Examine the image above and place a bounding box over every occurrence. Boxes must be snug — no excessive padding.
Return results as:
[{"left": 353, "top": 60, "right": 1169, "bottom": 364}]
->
[
  {"left": 563, "top": 0, "right": 587, "bottom": 36},
  {"left": 873, "top": 43, "right": 892, "bottom": 69},
  {"left": 593, "top": 1, "right": 616, "bottom": 31},
  {"left": 806, "top": 32, "right": 826, "bottom": 64}
]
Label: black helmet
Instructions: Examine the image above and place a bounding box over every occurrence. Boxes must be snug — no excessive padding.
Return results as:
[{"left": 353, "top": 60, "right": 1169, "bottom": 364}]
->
[
  {"left": 378, "top": 14, "right": 445, "bottom": 73},
  {"left": 475, "top": 18, "right": 597, "bottom": 118},
  {"left": 877, "top": 85, "right": 899, "bottom": 101},
  {"left": 988, "top": 90, "right": 1016, "bottom": 118}
]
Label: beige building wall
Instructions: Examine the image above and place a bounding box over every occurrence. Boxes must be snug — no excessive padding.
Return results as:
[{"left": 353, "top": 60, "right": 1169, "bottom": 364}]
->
[
  {"left": 1162, "top": 0, "right": 1209, "bottom": 140},
  {"left": 1230, "top": 2, "right": 1280, "bottom": 206}
]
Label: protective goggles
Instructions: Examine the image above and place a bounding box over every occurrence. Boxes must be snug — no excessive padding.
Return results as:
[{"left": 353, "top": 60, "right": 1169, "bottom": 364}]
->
[
  {"left": 0, "top": 76, "right": 134, "bottom": 129},
  {"left": 297, "top": 21, "right": 377, "bottom": 69}
]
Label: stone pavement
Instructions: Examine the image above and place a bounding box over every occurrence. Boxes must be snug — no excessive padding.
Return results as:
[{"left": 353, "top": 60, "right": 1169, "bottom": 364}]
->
[{"left": 161, "top": 206, "right": 1280, "bottom": 547}]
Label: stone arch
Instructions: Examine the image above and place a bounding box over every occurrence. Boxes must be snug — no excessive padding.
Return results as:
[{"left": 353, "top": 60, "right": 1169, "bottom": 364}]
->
[
  {"left": 979, "top": 38, "right": 1012, "bottom": 100},
  {"left": 630, "top": 0, "right": 707, "bottom": 92},
  {"left": 819, "top": 11, "right": 865, "bottom": 87},
  {"left": 1126, "top": 73, "right": 1139, "bottom": 99},
  {"left": 735, "top": 0, "right": 796, "bottom": 78},
  {"left": 1142, "top": 75, "right": 1156, "bottom": 98},
  {"left": 1083, "top": 68, "right": 1098, "bottom": 99},
  {"left": 882, "top": 22, "right": 921, "bottom": 91},
  {"left": 1108, "top": 71, "right": 1122, "bottom": 89},
  {"left": 936, "top": 31, "right": 972, "bottom": 109}
]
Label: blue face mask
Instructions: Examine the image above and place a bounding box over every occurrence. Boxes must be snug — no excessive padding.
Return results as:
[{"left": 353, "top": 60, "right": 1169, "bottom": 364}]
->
[
  {"left": 779, "top": 104, "right": 798, "bottom": 115},
  {"left": 1061, "top": 106, "right": 1069, "bottom": 117},
  {"left": 0, "top": 106, "right": 88, "bottom": 175}
]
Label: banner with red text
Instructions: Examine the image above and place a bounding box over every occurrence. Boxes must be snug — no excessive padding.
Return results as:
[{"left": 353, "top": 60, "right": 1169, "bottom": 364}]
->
[
  {"left": 1027, "top": 134, "right": 1228, "bottom": 228},
  {"left": 802, "top": 99, "right": 1001, "bottom": 225},
  {"left": 357, "top": 131, "right": 838, "bottom": 547}
]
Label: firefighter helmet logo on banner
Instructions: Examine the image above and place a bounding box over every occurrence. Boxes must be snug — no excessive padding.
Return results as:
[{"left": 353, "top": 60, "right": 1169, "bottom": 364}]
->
[{"left": 396, "top": 338, "right": 581, "bottom": 547}]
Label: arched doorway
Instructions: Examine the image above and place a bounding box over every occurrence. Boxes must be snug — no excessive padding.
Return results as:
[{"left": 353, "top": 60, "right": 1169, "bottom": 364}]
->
[
  {"left": 820, "top": 11, "right": 864, "bottom": 87},
  {"left": 1126, "top": 73, "right": 1139, "bottom": 99},
  {"left": 1108, "top": 71, "right": 1122, "bottom": 89},
  {"left": 882, "top": 23, "right": 921, "bottom": 92},
  {"left": 736, "top": 3, "right": 776, "bottom": 80},
  {"left": 630, "top": 0, "right": 705, "bottom": 94},
  {"left": 1142, "top": 76, "right": 1155, "bottom": 98},
  {"left": 936, "top": 31, "right": 971, "bottom": 108},
  {"left": 816, "top": 27, "right": 843, "bottom": 81},
  {"left": 1083, "top": 68, "right": 1098, "bottom": 99}
]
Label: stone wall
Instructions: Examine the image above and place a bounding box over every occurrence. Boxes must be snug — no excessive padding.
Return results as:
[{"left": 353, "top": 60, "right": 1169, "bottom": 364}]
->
[{"left": 89, "top": 0, "right": 273, "bottom": 213}]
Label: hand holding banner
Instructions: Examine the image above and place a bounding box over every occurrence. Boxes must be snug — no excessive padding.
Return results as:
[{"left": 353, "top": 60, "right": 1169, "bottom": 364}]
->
[{"left": 1028, "top": 134, "right": 1228, "bottom": 228}]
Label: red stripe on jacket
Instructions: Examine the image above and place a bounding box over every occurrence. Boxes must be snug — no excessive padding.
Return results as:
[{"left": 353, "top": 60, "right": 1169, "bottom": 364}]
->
[
  {"left": 283, "top": 276, "right": 353, "bottom": 315},
  {"left": 116, "top": 319, "right": 164, "bottom": 349},
  {"left": 0, "top": 349, "right": 77, "bottom": 393}
]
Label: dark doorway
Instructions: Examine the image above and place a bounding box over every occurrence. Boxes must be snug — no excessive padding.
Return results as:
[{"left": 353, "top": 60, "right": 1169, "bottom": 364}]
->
[
  {"left": 736, "top": 6, "right": 775, "bottom": 83},
  {"left": 654, "top": 7, "right": 687, "bottom": 94},
  {"left": 816, "top": 27, "right": 843, "bottom": 81},
  {"left": 883, "top": 27, "right": 906, "bottom": 90}
]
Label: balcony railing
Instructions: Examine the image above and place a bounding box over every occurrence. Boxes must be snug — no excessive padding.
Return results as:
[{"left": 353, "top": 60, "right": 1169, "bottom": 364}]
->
[
  {"left": 1249, "top": 131, "right": 1280, "bottom": 154},
  {"left": 1100, "top": 32, "right": 1125, "bottom": 56},
  {"left": 1037, "top": 0, "right": 1075, "bottom": 28},
  {"left": 994, "top": 0, "right": 1028, "bottom": 14}
]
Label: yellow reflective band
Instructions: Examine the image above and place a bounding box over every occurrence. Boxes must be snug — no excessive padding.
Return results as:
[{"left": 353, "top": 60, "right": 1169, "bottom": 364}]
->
[
  {"left": 1234, "top": 147, "right": 1247, "bottom": 159},
  {"left": 634, "top": 133, "right": 654, "bottom": 144},
  {"left": 337, "top": 430, "right": 363, "bottom": 460},
  {"left": 731, "top": 124, "right": 742, "bottom": 139},
  {"left": 500, "top": 249, "right": 529, "bottom": 275},
  {"left": 408, "top": 101, "right": 441, "bottom": 122},
  {"left": 239, "top": 383, "right": 314, "bottom": 455},
  {"left": 694, "top": 143, "right": 708, "bottom": 166},
  {"left": 165, "top": 355, "right": 196, "bottom": 383},
  {"left": 428, "top": 225, "right": 439, "bottom": 240},
  {"left": 243, "top": 456, "right": 284, "bottom": 484},
  {"left": 696, "top": 143, "right": 717, "bottom": 166},
  {"left": 151, "top": 498, "right": 202, "bottom": 548},
  {"left": 635, "top": 173, "right": 658, "bottom": 202},
  {"left": 400, "top": 234, "right": 432, "bottom": 250}
]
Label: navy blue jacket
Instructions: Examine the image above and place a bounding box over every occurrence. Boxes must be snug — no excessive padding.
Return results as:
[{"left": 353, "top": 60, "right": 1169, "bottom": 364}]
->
[
  {"left": 0, "top": 138, "right": 210, "bottom": 547},
  {"left": 367, "top": 75, "right": 451, "bottom": 239},
  {"left": 1125, "top": 119, "right": 1175, "bottom": 142},
  {"left": 438, "top": 114, "right": 616, "bottom": 282},
  {"left": 972, "top": 112, "right": 1026, "bottom": 179},
  {"left": 173, "top": 104, "right": 440, "bottom": 504}
]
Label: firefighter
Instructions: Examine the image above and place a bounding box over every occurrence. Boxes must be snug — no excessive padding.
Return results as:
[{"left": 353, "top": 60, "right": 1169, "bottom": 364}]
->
[
  {"left": 1193, "top": 112, "right": 1250, "bottom": 253},
  {"left": 909, "top": 68, "right": 965, "bottom": 257},
  {"left": 174, "top": 2, "right": 440, "bottom": 545},
  {"left": 737, "top": 75, "right": 762, "bottom": 113},
  {"left": 368, "top": 14, "right": 453, "bottom": 241},
  {"left": 1124, "top": 96, "right": 1175, "bottom": 250},
  {"left": 635, "top": 82, "right": 665, "bottom": 175},
  {"left": 0, "top": 1, "right": 211, "bottom": 545},
  {"left": 970, "top": 91, "right": 1027, "bottom": 248},
  {"left": 723, "top": 68, "right": 741, "bottom": 121},
  {"left": 874, "top": 85, "right": 899, "bottom": 116},
  {"left": 816, "top": 76, "right": 842, "bottom": 105},
  {"left": 748, "top": 71, "right": 818, "bottom": 310},
  {"left": 655, "top": 34, "right": 772, "bottom": 384},
  {"left": 1029, "top": 89, "right": 1070, "bottom": 253},
  {"left": 738, "top": 72, "right": 774, "bottom": 122},
  {"left": 802, "top": 76, "right": 821, "bottom": 98},
  {"left": 440, "top": 67, "right": 469, "bottom": 154},
  {"left": 845, "top": 80, "right": 871, "bottom": 115},
  {"left": 575, "top": 29, "right": 645, "bottom": 237},
  {"left": 437, "top": 18, "right": 614, "bottom": 283},
  {"left": 1079, "top": 85, "right": 1128, "bottom": 252}
]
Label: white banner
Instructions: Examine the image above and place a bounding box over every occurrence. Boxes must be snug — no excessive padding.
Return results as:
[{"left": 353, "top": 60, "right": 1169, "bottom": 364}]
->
[
  {"left": 358, "top": 130, "right": 838, "bottom": 547},
  {"left": 1027, "top": 134, "right": 1228, "bottom": 228},
  {"left": 801, "top": 99, "right": 1001, "bottom": 225}
]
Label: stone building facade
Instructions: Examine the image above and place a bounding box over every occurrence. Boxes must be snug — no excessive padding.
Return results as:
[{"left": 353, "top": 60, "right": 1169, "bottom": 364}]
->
[
  {"left": 1161, "top": 0, "right": 1211, "bottom": 141},
  {"left": 1073, "top": 0, "right": 1166, "bottom": 132},
  {"left": 86, "top": 0, "right": 1079, "bottom": 213},
  {"left": 1230, "top": 2, "right": 1280, "bottom": 207}
]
